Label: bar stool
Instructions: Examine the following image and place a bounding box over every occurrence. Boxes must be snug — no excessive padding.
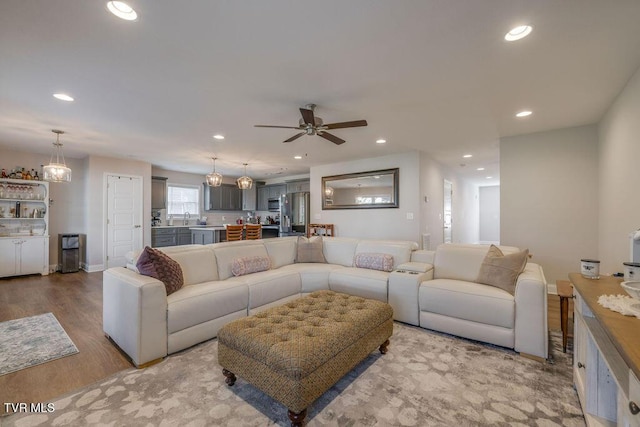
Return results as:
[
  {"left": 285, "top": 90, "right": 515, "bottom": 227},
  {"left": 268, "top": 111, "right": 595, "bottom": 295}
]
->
[
  {"left": 245, "top": 224, "right": 262, "bottom": 240},
  {"left": 225, "top": 225, "right": 243, "bottom": 242}
]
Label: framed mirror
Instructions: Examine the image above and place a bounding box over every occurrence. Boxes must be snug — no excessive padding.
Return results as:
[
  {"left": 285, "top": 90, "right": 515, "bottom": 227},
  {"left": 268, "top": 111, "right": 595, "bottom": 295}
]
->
[{"left": 322, "top": 168, "right": 399, "bottom": 209}]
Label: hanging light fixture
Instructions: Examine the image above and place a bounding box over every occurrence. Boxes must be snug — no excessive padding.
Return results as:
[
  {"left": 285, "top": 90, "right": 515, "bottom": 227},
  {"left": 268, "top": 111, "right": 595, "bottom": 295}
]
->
[
  {"left": 236, "top": 163, "right": 253, "bottom": 190},
  {"left": 324, "top": 186, "right": 334, "bottom": 198},
  {"left": 205, "top": 157, "right": 223, "bottom": 187},
  {"left": 43, "top": 130, "right": 72, "bottom": 183}
]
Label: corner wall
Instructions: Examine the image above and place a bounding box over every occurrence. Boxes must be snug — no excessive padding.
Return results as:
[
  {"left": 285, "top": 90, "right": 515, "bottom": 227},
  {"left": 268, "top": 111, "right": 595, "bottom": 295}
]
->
[
  {"left": 500, "top": 125, "right": 599, "bottom": 283},
  {"left": 598, "top": 65, "right": 640, "bottom": 273}
]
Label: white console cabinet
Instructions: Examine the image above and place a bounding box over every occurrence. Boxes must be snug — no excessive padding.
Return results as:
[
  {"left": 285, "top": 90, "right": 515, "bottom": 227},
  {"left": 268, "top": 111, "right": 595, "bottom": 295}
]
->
[
  {"left": 570, "top": 273, "right": 640, "bottom": 427},
  {"left": 0, "top": 178, "right": 49, "bottom": 277}
]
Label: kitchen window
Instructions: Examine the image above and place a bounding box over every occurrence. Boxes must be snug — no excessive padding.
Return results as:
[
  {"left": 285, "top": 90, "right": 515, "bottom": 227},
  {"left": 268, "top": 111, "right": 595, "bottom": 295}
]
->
[{"left": 167, "top": 184, "right": 199, "bottom": 217}]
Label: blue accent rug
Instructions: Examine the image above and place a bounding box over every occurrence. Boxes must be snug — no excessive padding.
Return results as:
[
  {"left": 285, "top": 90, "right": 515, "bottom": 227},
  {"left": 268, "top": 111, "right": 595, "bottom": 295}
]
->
[{"left": 0, "top": 313, "right": 79, "bottom": 376}]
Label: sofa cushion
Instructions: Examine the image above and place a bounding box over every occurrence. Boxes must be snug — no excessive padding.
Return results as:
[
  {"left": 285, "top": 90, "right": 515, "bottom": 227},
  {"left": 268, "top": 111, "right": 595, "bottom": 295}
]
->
[
  {"left": 355, "top": 240, "right": 417, "bottom": 268},
  {"left": 280, "top": 263, "right": 344, "bottom": 293},
  {"left": 329, "top": 267, "right": 390, "bottom": 302},
  {"left": 476, "top": 245, "right": 529, "bottom": 295},
  {"left": 322, "top": 237, "right": 360, "bottom": 267},
  {"left": 167, "top": 280, "right": 248, "bottom": 334},
  {"left": 230, "top": 269, "right": 302, "bottom": 309},
  {"left": 136, "top": 246, "right": 184, "bottom": 296},
  {"left": 433, "top": 244, "right": 519, "bottom": 282},
  {"left": 213, "top": 242, "right": 269, "bottom": 280},
  {"left": 419, "top": 278, "right": 515, "bottom": 329},
  {"left": 354, "top": 252, "right": 394, "bottom": 272},
  {"left": 296, "top": 236, "right": 326, "bottom": 263},
  {"left": 264, "top": 237, "right": 297, "bottom": 269},
  {"left": 231, "top": 256, "right": 271, "bottom": 277},
  {"left": 167, "top": 247, "right": 219, "bottom": 285}
]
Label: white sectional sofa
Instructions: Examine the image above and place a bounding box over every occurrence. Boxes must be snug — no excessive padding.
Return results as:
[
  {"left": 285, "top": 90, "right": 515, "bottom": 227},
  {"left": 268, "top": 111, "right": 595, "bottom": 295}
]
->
[{"left": 103, "top": 238, "right": 548, "bottom": 367}]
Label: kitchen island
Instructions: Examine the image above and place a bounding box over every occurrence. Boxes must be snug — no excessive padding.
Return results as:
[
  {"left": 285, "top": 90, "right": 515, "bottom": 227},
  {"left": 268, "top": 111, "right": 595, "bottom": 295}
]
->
[{"left": 190, "top": 225, "right": 280, "bottom": 244}]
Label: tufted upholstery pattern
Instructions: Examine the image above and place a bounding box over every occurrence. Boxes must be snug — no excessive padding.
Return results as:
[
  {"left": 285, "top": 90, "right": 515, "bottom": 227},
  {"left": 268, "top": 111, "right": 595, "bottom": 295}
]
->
[{"left": 218, "top": 290, "right": 393, "bottom": 413}]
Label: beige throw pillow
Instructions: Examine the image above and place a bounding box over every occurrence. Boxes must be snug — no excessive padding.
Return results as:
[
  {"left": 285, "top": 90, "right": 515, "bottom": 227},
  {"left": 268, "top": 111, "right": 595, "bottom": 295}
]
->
[
  {"left": 476, "top": 244, "right": 529, "bottom": 295},
  {"left": 296, "top": 236, "right": 326, "bottom": 263}
]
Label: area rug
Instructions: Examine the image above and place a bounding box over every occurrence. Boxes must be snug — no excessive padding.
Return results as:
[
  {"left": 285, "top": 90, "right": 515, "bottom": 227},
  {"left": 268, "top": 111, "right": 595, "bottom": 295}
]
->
[
  {"left": 0, "top": 313, "right": 79, "bottom": 377},
  {"left": 2, "top": 324, "right": 584, "bottom": 426}
]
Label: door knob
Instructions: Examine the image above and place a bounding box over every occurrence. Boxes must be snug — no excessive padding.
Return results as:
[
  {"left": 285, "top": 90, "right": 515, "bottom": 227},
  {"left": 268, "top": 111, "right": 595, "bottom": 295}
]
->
[
  {"left": 630, "top": 401, "right": 639, "bottom": 415},
  {"left": 134, "top": 225, "right": 141, "bottom": 228}
]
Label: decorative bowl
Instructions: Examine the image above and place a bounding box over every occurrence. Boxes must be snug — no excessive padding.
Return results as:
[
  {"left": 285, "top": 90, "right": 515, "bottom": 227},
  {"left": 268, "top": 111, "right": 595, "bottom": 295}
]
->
[{"left": 621, "top": 281, "right": 640, "bottom": 300}]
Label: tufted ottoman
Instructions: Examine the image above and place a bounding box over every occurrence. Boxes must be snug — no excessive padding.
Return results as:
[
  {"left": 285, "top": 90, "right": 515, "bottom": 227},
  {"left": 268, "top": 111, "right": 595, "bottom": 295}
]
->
[{"left": 217, "top": 290, "right": 393, "bottom": 426}]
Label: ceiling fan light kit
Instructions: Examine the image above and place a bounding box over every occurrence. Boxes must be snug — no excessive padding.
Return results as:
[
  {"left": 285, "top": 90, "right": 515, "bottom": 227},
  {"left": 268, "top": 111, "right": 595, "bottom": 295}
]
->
[{"left": 254, "top": 103, "right": 368, "bottom": 145}]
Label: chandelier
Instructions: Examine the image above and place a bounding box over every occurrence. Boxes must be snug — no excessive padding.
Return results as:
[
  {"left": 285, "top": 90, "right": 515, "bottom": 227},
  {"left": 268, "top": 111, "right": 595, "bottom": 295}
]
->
[
  {"left": 236, "top": 163, "right": 253, "bottom": 190},
  {"left": 43, "top": 130, "right": 72, "bottom": 183},
  {"left": 205, "top": 157, "right": 223, "bottom": 187}
]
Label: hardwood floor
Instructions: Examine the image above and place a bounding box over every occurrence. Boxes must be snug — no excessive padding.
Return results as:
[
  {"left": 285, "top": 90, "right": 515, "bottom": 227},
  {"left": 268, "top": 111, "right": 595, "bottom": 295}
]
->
[
  {"left": 0, "top": 271, "right": 570, "bottom": 416},
  {"left": 0, "top": 272, "right": 131, "bottom": 415}
]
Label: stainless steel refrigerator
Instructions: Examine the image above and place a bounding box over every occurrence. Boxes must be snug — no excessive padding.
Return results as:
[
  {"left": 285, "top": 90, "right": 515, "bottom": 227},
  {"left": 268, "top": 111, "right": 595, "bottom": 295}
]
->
[{"left": 279, "top": 192, "right": 310, "bottom": 236}]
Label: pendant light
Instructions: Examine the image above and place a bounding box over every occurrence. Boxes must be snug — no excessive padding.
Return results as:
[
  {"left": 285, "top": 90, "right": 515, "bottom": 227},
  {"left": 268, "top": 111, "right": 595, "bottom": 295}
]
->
[
  {"left": 43, "top": 130, "right": 72, "bottom": 183},
  {"left": 205, "top": 157, "right": 223, "bottom": 187},
  {"left": 236, "top": 163, "right": 253, "bottom": 190}
]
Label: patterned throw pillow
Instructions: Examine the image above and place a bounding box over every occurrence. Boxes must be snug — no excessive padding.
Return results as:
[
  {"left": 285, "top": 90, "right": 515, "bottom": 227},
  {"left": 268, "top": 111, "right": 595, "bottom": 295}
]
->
[
  {"left": 136, "top": 246, "right": 184, "bottom": 296},
  {"left": 296, "top": 236, "right": 326, "bottom": 263},
  {"left": 354, "top": 252, "right": 394, "bottom": 272},
  {"left": 476, "top": 244, "right": 529, "bottom": 295},
  {"left": 231, "top": 256, "right": 272, "bottom": 276}
]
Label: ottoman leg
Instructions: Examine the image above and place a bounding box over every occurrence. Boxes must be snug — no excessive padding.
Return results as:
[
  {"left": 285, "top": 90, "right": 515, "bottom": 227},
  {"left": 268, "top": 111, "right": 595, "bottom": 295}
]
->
[
  {"left": 379, "top": 339, "right": 390, "bottom": 354},
  {"left": 222, "top": 369, "right": 236, "bottom": 386},
  {"left": 288, "top": 408, "right": 307, "bottom": 427}
]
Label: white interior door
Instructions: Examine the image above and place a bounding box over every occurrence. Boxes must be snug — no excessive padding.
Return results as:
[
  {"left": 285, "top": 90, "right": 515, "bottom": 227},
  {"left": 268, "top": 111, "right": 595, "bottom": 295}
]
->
[
  {"left": 106, "top": 175, "right": 142, "bottom": 268},
  {"left": 443, "top": 179, "right": 452, "bottom": 243}
]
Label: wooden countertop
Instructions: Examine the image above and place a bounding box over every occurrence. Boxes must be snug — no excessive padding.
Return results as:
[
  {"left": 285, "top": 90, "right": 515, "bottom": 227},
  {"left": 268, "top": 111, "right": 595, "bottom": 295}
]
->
[{"left": 569, "top": 272, "right": 640, "bottom": 380}]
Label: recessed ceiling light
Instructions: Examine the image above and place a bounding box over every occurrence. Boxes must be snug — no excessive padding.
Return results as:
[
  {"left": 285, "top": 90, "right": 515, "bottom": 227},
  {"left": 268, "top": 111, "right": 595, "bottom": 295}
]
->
[
  {"left": 486, "top": 176, "right": 493, "bottom": 179},
  {"left": 53, "top": 93, "right": 74, "bottom": 102},
  {"left": 213, "top": 134, "right": 225, "bottom": 140},
  {"left": 107, "top": 1, "right": 138, "bottom": 21},
  {"left": 463, "top": 154, "right": 472, "bottom": 158},
  {"left": 477, "top": 167, "right": 485, "bottom": 171},
  {"left": 516, "top": 110, "right": 533, "bottom": 118},
  {"left": 505, "top": 25, "right": 532, "bottom": 42},
  {"left": 294, "top": 155, "right": 302, "bottom": 160},
  {"left": 376, "top": 139, "right": 386, "bottom": 144}
]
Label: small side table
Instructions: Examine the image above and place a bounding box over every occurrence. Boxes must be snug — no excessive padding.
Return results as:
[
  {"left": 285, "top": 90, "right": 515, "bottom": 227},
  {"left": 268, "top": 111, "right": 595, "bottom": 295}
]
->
[{"left": 556, "top": 279, "right": 574, "bottom": 353}]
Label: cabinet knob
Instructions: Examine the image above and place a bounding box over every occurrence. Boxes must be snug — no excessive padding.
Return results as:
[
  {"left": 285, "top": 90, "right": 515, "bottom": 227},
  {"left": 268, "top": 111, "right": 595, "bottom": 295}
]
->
[
  {"left": 577, "top": 362, "right": 585, "bottom": 369},
  {"left": 630, "top": 401, "right": 640, "bottom": 415}
]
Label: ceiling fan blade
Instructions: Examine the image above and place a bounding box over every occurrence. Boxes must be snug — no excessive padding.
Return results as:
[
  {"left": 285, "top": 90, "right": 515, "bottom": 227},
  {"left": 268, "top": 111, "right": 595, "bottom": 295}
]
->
[
  {"left": 254, "top": 125, "right": 301, "bottom": 129},
  {"left": 318, "top": 132, "right": 345, "bottom": 145},
  {"left": 299, "top": 107, "right": 316, "bottom": 126},
  {"left": 323, "top": 120, "right": 368, "bottom": 130},
  {"left": 284, "top": 132, "right": 306, "bottom": 143}
]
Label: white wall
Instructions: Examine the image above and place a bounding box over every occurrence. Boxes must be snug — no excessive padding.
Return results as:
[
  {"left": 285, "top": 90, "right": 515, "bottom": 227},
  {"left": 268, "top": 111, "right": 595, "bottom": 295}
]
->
[
  {"left": 479, "top": 185, "right": 500, "bottom": 244},
  {"left": 598, "top": 65, "right": 640, "bottom": 274},
  {"left": 418, "top": 152, "right": 479, "bottom": 248},
  {"left": 500, "top": 125, "right": 599, "bottom": 284},
  {"left": 0, "top": 147, "right": 86, "bottom": 269},
  {"left": 310, "top": 152, "right": 422, "bottom": 242}
]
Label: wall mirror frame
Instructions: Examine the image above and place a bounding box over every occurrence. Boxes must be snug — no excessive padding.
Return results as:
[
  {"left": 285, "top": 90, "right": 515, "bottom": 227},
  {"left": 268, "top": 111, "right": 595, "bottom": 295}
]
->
[{"left": 322, "top": 168, "right": 399, "bottom": 210}]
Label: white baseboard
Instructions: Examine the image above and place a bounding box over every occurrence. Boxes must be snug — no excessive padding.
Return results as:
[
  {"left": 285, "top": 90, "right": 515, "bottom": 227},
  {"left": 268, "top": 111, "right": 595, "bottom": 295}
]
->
[{"left": 83, "top": 263, "right": 104, "bottom": 273}]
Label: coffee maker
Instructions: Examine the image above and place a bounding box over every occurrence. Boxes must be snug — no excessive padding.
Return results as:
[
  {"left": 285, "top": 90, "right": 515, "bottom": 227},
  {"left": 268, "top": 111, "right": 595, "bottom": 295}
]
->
[{"left": 151, "top": 210, "right": 161, "bottom": 227}]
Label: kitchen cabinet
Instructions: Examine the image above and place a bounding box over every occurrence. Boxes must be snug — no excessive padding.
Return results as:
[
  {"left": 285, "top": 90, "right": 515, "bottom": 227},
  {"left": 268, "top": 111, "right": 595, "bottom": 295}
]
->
[
  {"left": 191, "top": 228, "right": 220, "bottom": 245},
  {"left": 151, "top": 176, "right": 167, "bottom": 210},
  {"left": 286, "top": 180, "right": 310, "bottom": 193},
  {"left": 0, "top": 178, "right": 49, "bottom": 277},
  {"left": 0, "top": 236, "right": 49, "bottom": 277},
  {"left": 269, "top": 184, "right": 286, "bottom": 199},
  {"left": 204, "top": 184, "right": 243, "bottom": 211},
  {"left": 257, "top": 186, "right": 270, "bottom": 211},
  {"left": 177, "top": 227, "right": 192, "bottom": 245},
  {"left": 242, "top": 186, "right": 257, "bottom": 211},
  {"left": 152, "top": 226, "right": 195, "bottom": 247},
  {"left": 570, "top": 273, "right": 640, "bottom": 426}
]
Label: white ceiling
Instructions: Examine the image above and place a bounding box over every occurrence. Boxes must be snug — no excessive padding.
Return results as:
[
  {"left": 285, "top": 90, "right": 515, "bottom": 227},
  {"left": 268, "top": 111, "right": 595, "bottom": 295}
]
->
[{"left": 1, "top": 1, "right": 640, "bottom": 185}]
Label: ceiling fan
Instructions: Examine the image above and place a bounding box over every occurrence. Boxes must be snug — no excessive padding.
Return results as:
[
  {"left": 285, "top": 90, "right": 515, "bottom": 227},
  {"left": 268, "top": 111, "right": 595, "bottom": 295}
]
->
[{"left": 254, "top": 104, "right": 367, "bottom": 145}]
